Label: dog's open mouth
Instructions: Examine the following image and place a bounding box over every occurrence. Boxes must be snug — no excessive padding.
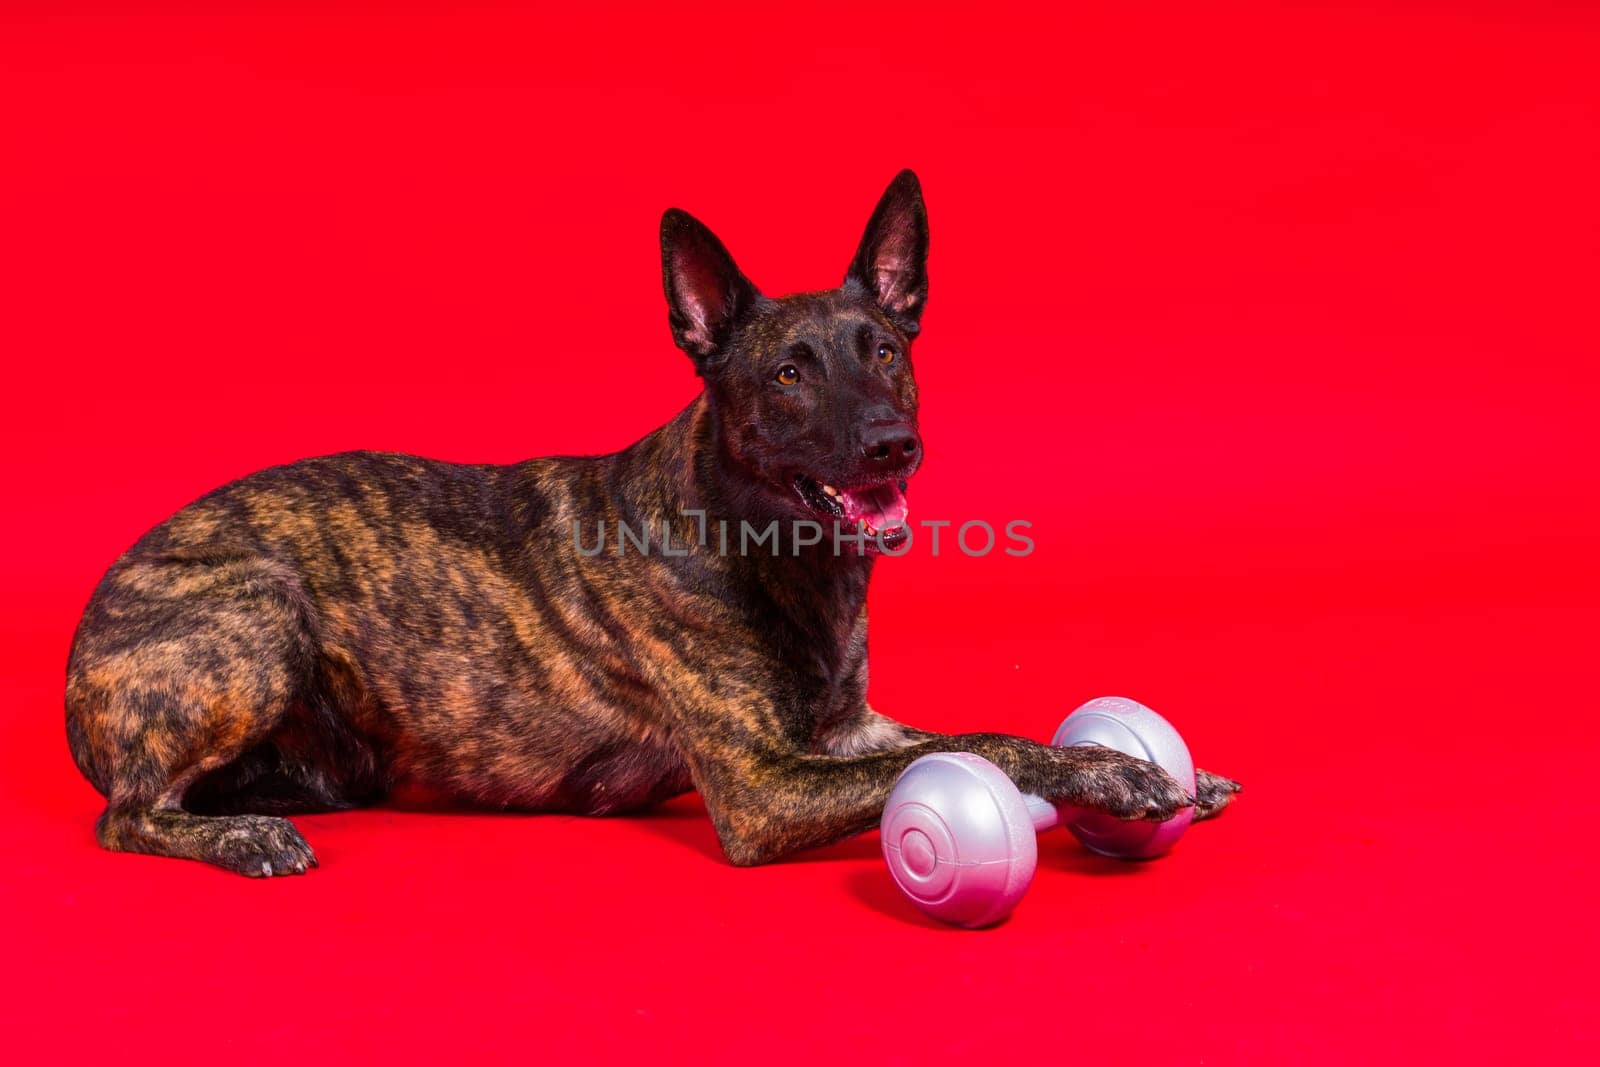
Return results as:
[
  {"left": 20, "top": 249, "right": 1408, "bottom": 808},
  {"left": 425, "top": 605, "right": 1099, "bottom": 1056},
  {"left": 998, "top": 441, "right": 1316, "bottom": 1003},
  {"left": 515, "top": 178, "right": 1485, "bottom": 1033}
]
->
[{"left": 793, "top": 475, "right": 911, "bottom": 550}]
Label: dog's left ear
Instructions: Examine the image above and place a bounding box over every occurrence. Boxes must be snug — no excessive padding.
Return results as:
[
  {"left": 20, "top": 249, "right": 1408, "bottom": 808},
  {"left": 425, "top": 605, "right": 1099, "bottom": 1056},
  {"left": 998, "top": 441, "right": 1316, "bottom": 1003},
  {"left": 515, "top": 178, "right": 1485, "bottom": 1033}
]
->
[{"left": 845, "top": 169, "right": 929, "bottom": 335}]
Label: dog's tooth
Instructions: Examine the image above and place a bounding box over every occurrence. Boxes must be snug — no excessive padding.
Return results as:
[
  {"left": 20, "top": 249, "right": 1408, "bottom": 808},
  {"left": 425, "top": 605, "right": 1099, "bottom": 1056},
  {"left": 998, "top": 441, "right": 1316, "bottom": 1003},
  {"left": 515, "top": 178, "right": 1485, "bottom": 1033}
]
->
[{"left": 822, "top": 485, "right": 838, "bottom": 497}]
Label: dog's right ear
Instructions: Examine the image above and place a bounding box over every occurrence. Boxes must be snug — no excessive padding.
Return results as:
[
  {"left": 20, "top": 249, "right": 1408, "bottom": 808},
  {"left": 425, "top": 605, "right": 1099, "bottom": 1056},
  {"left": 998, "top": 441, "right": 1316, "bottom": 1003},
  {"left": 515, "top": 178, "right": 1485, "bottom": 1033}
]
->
[{"left": 661, "top": 209, "right": 760, "bottom": 368}]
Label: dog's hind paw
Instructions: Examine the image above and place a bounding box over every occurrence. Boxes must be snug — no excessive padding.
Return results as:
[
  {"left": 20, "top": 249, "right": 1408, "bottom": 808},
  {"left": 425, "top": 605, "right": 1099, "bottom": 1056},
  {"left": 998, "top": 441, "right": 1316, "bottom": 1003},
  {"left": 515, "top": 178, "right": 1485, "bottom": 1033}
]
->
[
  {"left": 232, "top": 816, "right": 318, "bottom": 876},
  {"left": 99, "top": 808, "right": 320, "bottom": 877},
  {"left": 192, "top": 814, "right": 318, "bottom": 876}
]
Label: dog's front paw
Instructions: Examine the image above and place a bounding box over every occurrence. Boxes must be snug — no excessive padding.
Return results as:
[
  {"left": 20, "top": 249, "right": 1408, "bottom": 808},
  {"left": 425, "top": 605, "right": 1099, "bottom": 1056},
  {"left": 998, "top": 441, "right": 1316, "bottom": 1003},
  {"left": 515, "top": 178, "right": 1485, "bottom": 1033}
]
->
[
  {"left": 1063, "top": 747, "right": 1192, "bottom": 822},
  {"left": 1193, "top": 767, "right": 1241, "bottom": 821}
]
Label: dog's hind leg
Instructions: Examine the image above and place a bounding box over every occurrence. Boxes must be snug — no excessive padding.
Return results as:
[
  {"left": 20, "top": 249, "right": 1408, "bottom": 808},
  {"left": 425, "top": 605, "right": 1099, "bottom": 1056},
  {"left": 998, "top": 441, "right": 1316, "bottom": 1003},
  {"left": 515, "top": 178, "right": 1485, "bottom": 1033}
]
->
[{"left": 66, "top": 550, "right": 327, "bottom": 876}]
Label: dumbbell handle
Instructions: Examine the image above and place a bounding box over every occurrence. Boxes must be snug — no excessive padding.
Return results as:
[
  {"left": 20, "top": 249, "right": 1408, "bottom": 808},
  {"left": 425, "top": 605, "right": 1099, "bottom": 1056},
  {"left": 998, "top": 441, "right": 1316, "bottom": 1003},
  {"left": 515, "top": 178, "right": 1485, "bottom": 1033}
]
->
[
  {"left": 1021, "top": 792, "right": 1102, "bottom": 832},
  {"left": 1021, "top": 792, "right": 1060, "bottom": 832}
]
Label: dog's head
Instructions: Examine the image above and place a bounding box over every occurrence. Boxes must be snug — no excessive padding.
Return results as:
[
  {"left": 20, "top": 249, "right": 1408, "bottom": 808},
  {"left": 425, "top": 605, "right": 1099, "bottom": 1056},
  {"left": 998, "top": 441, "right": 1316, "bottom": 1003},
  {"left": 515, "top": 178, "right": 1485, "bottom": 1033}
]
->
[{"left": 661, "top": 171, "right": 928, "bottom": 551}]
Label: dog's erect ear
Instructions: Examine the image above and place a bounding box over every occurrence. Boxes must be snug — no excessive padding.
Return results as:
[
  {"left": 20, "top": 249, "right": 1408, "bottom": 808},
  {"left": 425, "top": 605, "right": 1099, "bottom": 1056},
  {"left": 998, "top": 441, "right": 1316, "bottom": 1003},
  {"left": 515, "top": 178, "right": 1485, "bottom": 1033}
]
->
[
  {"left": 661, "top": 209, "right": 760, "bottom": 366},
  {"left": 845, "top": 169, "right": 929, "bottom": 335}
]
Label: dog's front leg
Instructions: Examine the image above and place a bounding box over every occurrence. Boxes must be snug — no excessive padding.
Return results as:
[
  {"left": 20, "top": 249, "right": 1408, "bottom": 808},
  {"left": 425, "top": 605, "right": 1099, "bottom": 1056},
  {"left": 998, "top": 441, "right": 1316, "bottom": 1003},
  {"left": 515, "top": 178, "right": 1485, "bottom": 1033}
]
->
[
  {"left": 836, "top": 706, "right": 1242, "bottom": 821},
  {"left": 677, "top": 713, "right": 1191, "bottom": 866},
  {"left": 813, "top": 705, "right": 934, "bottom": 756}
]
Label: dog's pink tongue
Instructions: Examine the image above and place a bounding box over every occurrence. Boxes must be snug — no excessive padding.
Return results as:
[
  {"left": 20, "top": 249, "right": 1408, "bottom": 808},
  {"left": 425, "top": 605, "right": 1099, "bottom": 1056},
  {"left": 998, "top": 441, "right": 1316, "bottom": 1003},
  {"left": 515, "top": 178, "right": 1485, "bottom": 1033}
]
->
[{"left": 839, "top": 484, "right": 908, "bottom": 531}]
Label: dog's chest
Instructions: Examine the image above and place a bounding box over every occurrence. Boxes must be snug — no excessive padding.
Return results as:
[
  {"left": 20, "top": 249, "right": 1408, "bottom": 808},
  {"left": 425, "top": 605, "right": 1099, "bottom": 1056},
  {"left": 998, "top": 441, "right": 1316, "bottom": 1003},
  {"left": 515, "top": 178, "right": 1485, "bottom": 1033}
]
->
[{"left": 785, "top": 618, "right": 871, "bottom": 747}]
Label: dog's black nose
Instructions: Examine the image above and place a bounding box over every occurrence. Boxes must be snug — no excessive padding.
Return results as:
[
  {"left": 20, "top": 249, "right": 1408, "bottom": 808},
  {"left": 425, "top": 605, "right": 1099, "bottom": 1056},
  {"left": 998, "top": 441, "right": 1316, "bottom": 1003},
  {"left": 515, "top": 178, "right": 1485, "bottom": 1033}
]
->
[{"left": 861, "top": 423, "right": 920, "bottom": 466}]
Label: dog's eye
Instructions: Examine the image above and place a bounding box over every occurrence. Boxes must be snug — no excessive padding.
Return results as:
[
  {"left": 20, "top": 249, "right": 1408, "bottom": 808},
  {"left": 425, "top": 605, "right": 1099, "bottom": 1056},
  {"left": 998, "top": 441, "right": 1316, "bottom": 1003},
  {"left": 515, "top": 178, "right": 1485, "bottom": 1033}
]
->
[
  {"left": 877, "top": 343, "right": 897, "bottom": 365},
  {"left": 775, "top": 364, "right": 799, "bottom": 385}
]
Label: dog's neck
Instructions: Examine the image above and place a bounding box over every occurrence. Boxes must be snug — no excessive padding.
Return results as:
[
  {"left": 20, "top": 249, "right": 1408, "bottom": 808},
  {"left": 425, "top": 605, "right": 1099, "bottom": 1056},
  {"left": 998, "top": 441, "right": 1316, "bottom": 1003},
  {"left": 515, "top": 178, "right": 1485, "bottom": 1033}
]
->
[{"left": 623, "top": 395, "right": 874, "bottom": 649}]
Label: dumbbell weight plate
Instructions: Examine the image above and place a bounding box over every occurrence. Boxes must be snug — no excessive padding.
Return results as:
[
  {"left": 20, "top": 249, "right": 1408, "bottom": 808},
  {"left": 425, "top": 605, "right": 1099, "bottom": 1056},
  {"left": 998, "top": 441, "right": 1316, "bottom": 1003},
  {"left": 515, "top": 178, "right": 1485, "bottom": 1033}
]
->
[{"left": 880, "top": 753, "right": 1038, "bottom": 928}]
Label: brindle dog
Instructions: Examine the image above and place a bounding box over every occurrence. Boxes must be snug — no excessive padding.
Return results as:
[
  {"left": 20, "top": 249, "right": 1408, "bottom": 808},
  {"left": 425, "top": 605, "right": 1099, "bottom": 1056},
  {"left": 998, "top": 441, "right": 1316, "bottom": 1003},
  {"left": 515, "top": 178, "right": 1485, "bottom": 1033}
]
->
[{"left": 66, "top": 171, "right": 1239, "bottom": 877}]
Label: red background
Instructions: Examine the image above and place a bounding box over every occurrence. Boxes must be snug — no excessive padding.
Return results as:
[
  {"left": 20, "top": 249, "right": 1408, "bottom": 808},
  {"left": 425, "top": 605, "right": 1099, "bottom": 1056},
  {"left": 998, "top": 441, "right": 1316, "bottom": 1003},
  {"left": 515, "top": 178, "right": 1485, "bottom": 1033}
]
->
[{"left": 2, "top": 2, "right": 1597, "bottom": 1063}]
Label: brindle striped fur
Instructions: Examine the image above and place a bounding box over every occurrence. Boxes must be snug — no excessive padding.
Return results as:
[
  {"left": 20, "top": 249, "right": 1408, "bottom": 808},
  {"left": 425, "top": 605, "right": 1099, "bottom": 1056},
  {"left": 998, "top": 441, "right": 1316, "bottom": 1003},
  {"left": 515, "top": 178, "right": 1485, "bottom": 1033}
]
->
[{"left": 65, "top": 171, "right": 1238, "bottom": 876}]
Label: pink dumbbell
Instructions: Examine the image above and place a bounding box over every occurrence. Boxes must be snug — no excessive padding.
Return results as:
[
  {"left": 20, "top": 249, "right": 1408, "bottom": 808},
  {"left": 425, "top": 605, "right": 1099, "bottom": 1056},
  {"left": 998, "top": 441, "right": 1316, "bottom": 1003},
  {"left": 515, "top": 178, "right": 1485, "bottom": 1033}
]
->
[{"left": 880, "top": 696, "right": 1197, "bottom": 927}]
